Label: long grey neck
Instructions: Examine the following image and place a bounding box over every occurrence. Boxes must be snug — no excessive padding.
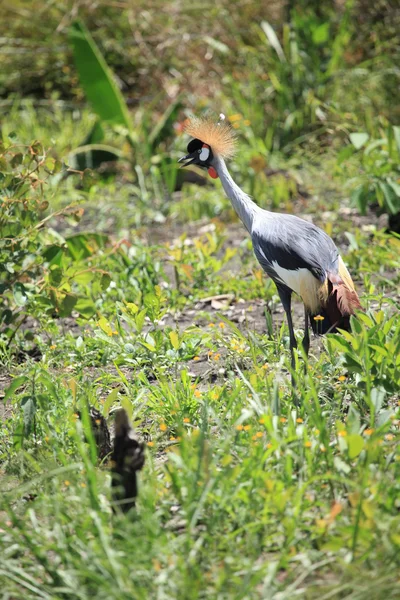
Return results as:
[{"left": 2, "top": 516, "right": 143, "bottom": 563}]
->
[{"left": 213, "top": 155, "right": 260, "bottom": 233}]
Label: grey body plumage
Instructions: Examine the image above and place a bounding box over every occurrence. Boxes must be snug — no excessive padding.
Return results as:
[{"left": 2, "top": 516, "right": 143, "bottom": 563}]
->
[{"left": 251, "top": 212, "right": 339, "bottom": 289}]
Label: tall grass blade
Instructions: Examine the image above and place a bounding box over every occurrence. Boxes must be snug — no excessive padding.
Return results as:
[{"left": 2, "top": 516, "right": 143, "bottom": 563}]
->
[{"left": 261, "top": 21, "right": 286, "bottom": 63}]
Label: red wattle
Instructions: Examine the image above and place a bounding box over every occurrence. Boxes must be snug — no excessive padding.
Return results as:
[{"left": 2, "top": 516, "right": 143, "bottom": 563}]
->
[{"left": 208, "top": 167, "right": 218, "bottom": 179}]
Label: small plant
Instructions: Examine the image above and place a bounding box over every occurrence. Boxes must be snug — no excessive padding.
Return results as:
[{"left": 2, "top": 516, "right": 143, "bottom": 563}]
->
[
  {"left": 0, "top": 139, "right": 112, "bottom": 354},
  {"left": 327, "top": 311, "right": 400, "bottom": 410},
  {"left": 344, "top": 125, "right": 400, "bottom": 228}
]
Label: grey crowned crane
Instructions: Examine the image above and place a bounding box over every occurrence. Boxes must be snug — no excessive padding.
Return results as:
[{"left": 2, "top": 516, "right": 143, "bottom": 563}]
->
[{"left": 178, "top": 115, "right": 362, "bottom": 370}]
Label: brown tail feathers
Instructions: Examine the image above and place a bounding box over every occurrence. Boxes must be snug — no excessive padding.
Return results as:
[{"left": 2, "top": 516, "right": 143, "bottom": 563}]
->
[{"left": 310, "top": 274, "right": 362, "bottom": 335}]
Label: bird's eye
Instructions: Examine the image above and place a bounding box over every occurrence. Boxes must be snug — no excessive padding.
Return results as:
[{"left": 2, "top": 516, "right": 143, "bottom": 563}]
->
[{"left": 199, "top": 146, "right": 210, "bottom": 162}]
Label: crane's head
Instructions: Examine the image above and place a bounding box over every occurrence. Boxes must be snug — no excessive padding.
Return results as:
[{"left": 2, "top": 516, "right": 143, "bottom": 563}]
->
[{"left": 178, "top": 115, "right": 237, "bottom": 179}]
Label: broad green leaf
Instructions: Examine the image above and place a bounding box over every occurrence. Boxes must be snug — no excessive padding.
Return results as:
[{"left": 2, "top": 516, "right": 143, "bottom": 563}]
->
[
  {"left": 135, "top": 309, "right": 147, "bottom": 333},
  {"left": 73, "top": 271, "right": 95, "bottom": 285},
  {"left": 10, "top": 153, "right": 23, "bottom": 168},
  {"left": 120, "top": 396, "right": 133, "bottom": 421},
  {"left": 347, "top": 434, "right": 364, "bottom": 459},
  {"left": 169, "top": 331, "right": 180, "bottom": 350},
  {"left": 388, "top": 180, "right": 400, "bottom": 197},
  {"left": 66, "top": 233, "right": 108, "bottom": 260},
  {"left": 13, "top": 282, "right": 28, "bottom": 306},
  {"left": 379, "top": 182, "right": 399, "bottom": 214},
  {"left": 21, "top": 396, "right": 36, "bottom": 435},
  {"left": 98, "top": 316, "right": 113, "bottom": 336},
  {"left": 100, "top": 273, "right": 111, "bottom": 291},
  {"left": 349, "top": 132, "right": 369, "bottom": 150},
  {"left": 49, "top": 266, "right": 63, "bottom": 287},
  {"left": 312, "top": 22, "right": 330, "bottom": 45},
  {"left": 103, "top": 388, "right": 119, "bottom": 417},
  {"left": 143, "top": 293, "right": 160, "bottom": 310},
  {"left": 69, "top": 21, "right": 132, "bottom": 131},
  {"left": 75, "top": 297, "right": 97, "bottom": 319},
  {"left": 13, "top": 421, "right": 24, "bottom": 451},
  {"left": 351, "top": 184, "right": 368, "bottom": 214},
  {"left": 326, "top": 334, "right": 351, "bottom": 352},
  {"left": 3, "top": 376, "right": 28, "bottom": 402},
  {"left": 140, "top": 341, "right": 156, "bottom": 352},
  {"left": 59, "top": 294, "right": 78, "bottom": 317},
  {"left": 357, "top": 313, "right": 374, "bottom": 328},
  {"left": 42, "top": 245, "right": 64, "bottom": 266},
  {"left": 370, "top": 387, "right": 386, "bottom": 412},
  {"left": 368, "top": 344, "right": 388, "bottom": 357}
]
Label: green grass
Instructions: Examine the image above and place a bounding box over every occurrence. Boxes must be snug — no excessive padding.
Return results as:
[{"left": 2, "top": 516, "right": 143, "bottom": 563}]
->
[
  {"left": 1, "top": 131, "right": 399, "bottom": 597},
  {"left": 1, "top": 3, "right": 400, "bottom": 595}
]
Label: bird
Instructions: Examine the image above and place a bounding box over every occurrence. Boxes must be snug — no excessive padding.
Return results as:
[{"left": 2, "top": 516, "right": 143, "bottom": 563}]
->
[
  {"left": 111, "top": 408, "right": 145, "bottom": 513},
  {"left": 178, "top": 114, "right": 362, "bottom": 373}
]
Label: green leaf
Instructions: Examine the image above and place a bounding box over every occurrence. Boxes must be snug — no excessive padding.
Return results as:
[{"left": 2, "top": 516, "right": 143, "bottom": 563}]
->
[
  {"left": 327, "top": 334, "right": 351, "bottom": 352},
  {"left": 169, "top": 331, "right": 180, "bottom": 350},
  {"left": 379, "top": 182, "right": 399, "bottom": 214},
  {"left": 349, "top": 132, "right": 369, "bottom": 150},
  {"left": 10, "top": 153, "right": 23, "bottom": 168},
  {"left": 120, "top": 396, "right": 133, "bottom": 421},
  {"left": 140, "top": 341, "right": 156, "bottom": 352},
  {"left": 13, "top": 421, "right": 24, "bottom": 451},
  {"left": 347, "top": 434, "right": 364, "bottom": 459},
  {"left": 83, "top": 120, "right": 105, "bottom": 145},
  {"left": 3, "top": 376, "right": 28, "bottom": 402},
  {"left": 66, "top": 233, "right": 108, "bottom": 260},
  {"left": 312, "top": 22, "right": 330, "bottom": 45},
  {"left": 98, "top": 316, "right": 114, "bottom": 336},
  {"left": 69, "top": 21, "right": 132, "bottom": 131},
  {"left": 49, "top": 266, "right": 63, "bottom": 287},
  {"left": 59, "top": 294, "right": 78, "bottom": 317},
  {"left": 143, "top": 293, "right": 160, "bottom": 313},
  {"left": 387, "top": 180, "right": 400, "bottom": 197},
  {"left": 100, "top": 273, "right": 111, "bottom": 291},
  {"left": 392, "top": 126, "right": 400, "bottom": 155},
  {"left": 336, "top": 145, "right": 355, "bottom": 165},
  {"left": 13, "top": 282, "right": 28, "bottom": 306},
  {"left": 42, "top": 245, "right": 64, "bottom": 266},
  {"left": 351, "top": 184, "right": 368, "bottom": 214},
  {"left": 103, "top": 388, "right": 119, "bottom": 417},
  {"left": 135, "top": 308, "right": 147, "bottom": 333},
  {"left": 370, "top": 387, "right": 386, "bottom": 412},
  {"left": 21, "top": 396, "right": 36, "bottom": 435},
  {"left": 75, "top": 297, "right": 97, "bottom": 319}
]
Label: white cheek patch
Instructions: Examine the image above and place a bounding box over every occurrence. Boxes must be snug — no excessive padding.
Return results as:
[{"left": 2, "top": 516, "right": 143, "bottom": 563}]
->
[{"left": 199, "top": 145, "right": 210, "bottom": 161}]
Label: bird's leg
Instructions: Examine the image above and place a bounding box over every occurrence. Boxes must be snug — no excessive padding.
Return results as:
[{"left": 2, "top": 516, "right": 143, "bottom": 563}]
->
[
  {"left": 302, "top": 305, "right": 310, "bottom": 357},
  {"left": 285, "top": 307, "right": 297, "bottom": 372},
  {"left": 277, "top": 288, "right": 297, "bottom": 376}
]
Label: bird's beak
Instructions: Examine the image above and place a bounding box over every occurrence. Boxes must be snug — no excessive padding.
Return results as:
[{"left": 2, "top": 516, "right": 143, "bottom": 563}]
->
[{"left": 178, "top": 152, "right": 197, "bottom": 167}]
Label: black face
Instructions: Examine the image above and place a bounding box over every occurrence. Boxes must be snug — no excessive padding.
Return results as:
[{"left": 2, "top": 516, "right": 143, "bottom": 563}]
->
[{"left": 178, "top": 138, "right": 213, "bottom": 169}]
